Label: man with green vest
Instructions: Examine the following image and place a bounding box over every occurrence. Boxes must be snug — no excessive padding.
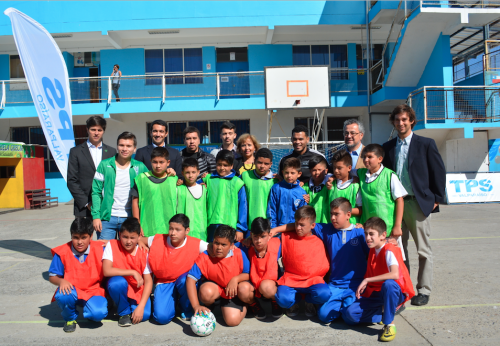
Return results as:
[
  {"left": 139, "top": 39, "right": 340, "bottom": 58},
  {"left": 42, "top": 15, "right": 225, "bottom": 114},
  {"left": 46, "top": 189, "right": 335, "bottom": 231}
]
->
[
  {"left": 240, "top": 148, "right": 278, "bottom": 227},
  {"left": 92, "top": 132, "right": 148, "bottom": 240},
  {"left": 176, "top": 158, "right": 208, "bottom": 241},
  {"left": 203, "top": 150, "right": 248, "bottom": 242},
  {"left": 131, "top": 147, "right": 177, "bottom": 237}
]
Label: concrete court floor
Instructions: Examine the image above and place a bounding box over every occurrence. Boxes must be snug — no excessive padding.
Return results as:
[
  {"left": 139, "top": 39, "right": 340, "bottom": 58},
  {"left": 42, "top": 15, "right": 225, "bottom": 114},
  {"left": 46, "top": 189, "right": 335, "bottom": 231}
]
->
[{"left": 0, "top": 203, "right": 498, "bottom": 346}]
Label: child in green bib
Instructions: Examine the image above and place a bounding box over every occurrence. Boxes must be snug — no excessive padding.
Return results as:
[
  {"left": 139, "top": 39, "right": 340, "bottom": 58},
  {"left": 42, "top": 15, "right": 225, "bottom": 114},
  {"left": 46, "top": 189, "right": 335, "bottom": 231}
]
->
[
  {"left": 203, "top": 149, "right": 248, "bottom": 243},
  {"left": 327, "top": 149, "right": 362, "bottom": 224},
  {"left": 131, "top": 147, "right": 177, "bottom": 237},
  {"left": 302, "top": 156, "right": 332, "bottom": 224},
  {"left": 357, "top": 144, "right": 407, "bottom": 242},
  {"left": 240, "top": 148, "right": 278, "bottom": 227},
  {"left": 176, "top": 158, "right": 208, "bottom": 241}
]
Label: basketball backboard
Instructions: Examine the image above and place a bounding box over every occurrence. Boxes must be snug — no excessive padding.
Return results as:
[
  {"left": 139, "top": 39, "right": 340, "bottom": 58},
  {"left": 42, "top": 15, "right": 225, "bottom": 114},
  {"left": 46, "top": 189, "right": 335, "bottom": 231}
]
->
[{"left": 265, "top": 66, "right": 331, "bottom": 110}]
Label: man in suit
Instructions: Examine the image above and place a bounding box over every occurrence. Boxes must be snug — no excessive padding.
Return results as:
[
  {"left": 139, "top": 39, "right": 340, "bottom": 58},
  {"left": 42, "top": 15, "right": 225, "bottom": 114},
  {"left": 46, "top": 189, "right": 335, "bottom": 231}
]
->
[
  {"left": 67, "top": 116, "right": 116, "bottom": 218},
  {"left": 135, "top": 119, "right": 182, "bottom": 176},
  {"left": 382, "top": 104, "right": 446, "bottom": 306},
  {"left": 342, "top": 119, "right": 366, "bottom": 177}
]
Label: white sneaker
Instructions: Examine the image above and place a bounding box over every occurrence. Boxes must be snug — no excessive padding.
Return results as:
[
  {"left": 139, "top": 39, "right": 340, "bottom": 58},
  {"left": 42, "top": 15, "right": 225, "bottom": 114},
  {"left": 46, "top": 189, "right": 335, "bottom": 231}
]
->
[{"left": 304, "top": 302, "right": 316, "bottom": 317}]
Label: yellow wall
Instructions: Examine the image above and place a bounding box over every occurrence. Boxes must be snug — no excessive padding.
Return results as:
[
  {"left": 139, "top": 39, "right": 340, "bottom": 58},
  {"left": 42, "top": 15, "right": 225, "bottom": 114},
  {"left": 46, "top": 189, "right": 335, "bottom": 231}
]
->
[{"left": 0, "top": 158, "right": 24, "bottom": 208}]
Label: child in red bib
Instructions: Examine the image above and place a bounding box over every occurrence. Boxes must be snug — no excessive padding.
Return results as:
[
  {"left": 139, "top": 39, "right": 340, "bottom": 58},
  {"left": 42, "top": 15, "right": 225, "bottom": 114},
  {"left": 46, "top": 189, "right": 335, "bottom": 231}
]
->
[
  {"left": 187, "top": 225, "right": 250, "bottom": 327},
  {"left": 274, "top": 206, "right": 331, "bottom": 318},
  {"left": 343, "top": 217, "right": 415, "bottom": 342},
  {"left": 139, "top": 213, "right": 208, "bottom": 324},
  {"left": 48, "top": 218, "right": 108, "bottom": 333},
  {"left": 102, "top": 218, "right": 152, "bottom": 327},
  {"left": 238, "top": 217, "right": 283, "bottom": 320}
]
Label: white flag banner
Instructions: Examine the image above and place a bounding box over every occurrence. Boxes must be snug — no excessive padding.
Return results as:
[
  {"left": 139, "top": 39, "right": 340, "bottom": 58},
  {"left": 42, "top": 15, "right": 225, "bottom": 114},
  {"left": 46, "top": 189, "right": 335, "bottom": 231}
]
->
[{"left": 4, "top": 8, "right": 74, "bottom": 181}]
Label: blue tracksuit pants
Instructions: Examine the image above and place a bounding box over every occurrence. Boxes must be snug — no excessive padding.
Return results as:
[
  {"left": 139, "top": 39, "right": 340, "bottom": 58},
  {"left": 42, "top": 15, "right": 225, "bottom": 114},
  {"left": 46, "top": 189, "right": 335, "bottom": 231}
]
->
[
  {"left": 107, "top": 276, "right": 151, "bottom": 321},
  {"left": 153, "top": 273, "right": 193, "bottom": 324},
  {"left": 54, "top": 288, "right": 108, "bottom": 322},
  {"left": 317, "top": 284, "right": 357, "bottom": 323},
  {"left": 342, "top": 280, "right": 405, "bottom": 325},
  {"left": 275, "top": 283, "right": 331, "bottom": 309}
]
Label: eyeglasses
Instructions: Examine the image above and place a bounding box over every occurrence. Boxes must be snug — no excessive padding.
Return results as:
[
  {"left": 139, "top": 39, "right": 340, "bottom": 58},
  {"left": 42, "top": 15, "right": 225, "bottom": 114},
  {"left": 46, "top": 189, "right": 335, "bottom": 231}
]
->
[{"left": 344, "top": 131, "right": 359, "bottom": 137}]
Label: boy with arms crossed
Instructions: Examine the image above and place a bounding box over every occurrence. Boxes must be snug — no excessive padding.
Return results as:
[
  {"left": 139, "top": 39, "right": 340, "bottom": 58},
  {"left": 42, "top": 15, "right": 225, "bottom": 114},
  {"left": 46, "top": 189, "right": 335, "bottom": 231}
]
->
[
  {"left": 49, "top": 218, "right": 108, "bottom": 333},
  {"left": 103, "top": 218, "right": 152, "bottom": 327},
  {"left": 186, "top": 225, "right": 250, "bottom": 327},
  {"left": 343, "top": 217, "right": 414, "bottom": 342},
  {"left": 132, "top": 147, "right": 177, "bottom": 237}
]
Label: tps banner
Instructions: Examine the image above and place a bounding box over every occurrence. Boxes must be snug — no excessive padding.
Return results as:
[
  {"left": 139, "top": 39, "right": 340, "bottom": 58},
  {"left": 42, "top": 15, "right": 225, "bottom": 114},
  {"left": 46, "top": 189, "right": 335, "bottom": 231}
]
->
[
  {"left": 446, "top": 173, "right": 500, "bottom": 203},
  {"left": 4, "top": 8, "right": 75, "bottom": 181}
]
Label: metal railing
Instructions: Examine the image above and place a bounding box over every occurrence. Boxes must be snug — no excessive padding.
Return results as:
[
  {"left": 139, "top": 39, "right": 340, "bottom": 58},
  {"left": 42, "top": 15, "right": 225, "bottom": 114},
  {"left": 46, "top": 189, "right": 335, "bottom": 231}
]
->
[
  {"left": 453, "top": 59, "right": 484, "bottom": 82},
  {"left": 421, "top": 0, "right": 500, "bottom": 8},
  {"left": 484, "top": 49, "right": 500, "bottom": 71},
  {"left": 0, "top": 69, "right": 368, "bottom": 108},
  {"left": 407, "top": 86, "right": 500, "bottom": 123}
]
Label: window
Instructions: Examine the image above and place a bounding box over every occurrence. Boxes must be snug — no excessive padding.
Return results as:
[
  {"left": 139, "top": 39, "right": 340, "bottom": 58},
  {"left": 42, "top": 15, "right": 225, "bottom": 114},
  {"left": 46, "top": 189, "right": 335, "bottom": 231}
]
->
[
  {"left": 216, "top": 47, "right": 248, "bottom": 62},
  {"left": 294, "top": 117, "right": 324, "bottom": 141},
  {"left": 0, "top": 166, "right": 16, "bottom": 179},
  {"left": 10, "top": 55, "right": 25, "bottom": 79},
  {"left": 293, "top": 45, "right": 348, "bottom": 79},
  {"left": 10, "top": 125, "right": 88, "bottom": 173},
  {"left": 145, "top": 48, "right": 203, "bottom": 85},
  {"left": 327, "top": 116, "right": 357, "bottom": 141},
  {"left": 146, "top": 120, "right": 250, "bottom": 145}
]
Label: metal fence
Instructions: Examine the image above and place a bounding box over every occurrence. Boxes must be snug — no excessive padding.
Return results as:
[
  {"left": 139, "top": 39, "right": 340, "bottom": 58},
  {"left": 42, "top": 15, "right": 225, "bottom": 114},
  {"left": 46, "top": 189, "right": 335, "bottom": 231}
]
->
[
  {"left": 0, "top": 69, "right": 368, "bottom": 107},
  {"left": 407, "top": 86, "right": 500, "bottom": 123},
  {"left": 484, "top": 49, "right": 500, "bottom": 71},
  {"left": 421, "top": 0, "right": 500, "bottom": 7},
  {"left": 453, "top": 59, "right": 484, "bottom": 83}
]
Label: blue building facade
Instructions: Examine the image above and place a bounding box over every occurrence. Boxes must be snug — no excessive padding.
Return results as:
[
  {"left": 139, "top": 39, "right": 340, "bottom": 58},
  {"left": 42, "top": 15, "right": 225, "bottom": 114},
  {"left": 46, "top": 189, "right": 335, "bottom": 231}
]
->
[{"left": 0, "top": 1, "right": 499, "bottom": 201}]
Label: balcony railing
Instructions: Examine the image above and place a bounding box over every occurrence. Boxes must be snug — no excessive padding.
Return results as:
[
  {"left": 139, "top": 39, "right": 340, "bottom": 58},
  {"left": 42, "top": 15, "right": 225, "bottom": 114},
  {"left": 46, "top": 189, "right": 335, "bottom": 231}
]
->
[
  {"left": 0, "top": 69, "right": 368, "bottom": 108},
  {"left": 407, "top": 86, "right": 500, "bottom": 123},
  {"left": 422, "top": 0, "right": 500, "bottom": 8}
]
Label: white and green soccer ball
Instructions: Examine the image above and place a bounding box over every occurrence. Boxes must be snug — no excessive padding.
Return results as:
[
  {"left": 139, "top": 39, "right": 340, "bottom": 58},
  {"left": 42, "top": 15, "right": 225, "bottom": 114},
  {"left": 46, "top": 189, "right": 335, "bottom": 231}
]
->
[{"left": 190, "top": 311, "right": 216, "bottom": 337}]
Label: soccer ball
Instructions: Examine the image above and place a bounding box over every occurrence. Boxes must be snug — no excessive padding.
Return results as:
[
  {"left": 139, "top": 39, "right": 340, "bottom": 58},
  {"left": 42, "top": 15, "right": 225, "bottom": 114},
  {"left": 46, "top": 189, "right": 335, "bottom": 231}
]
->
[{"left": 190, "top": 311, "right": 216, "bottom": 337}]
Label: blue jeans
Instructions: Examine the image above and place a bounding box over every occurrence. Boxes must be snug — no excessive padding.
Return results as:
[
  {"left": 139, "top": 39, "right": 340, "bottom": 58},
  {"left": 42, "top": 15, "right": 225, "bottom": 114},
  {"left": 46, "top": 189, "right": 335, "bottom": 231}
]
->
[
  {"left": 98, "top": 216, "right": 127, "bottom": 240},
  {"left": 342, "top": 280, "right": 405, "bottom": 325}
]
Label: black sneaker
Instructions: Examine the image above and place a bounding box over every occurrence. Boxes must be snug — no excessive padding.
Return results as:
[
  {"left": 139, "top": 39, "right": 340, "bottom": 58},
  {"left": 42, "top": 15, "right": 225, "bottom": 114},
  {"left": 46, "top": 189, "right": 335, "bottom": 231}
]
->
[
  {"left": 118, "top": 314, "right": 132, "bottom": 327},
  {"left": 411, "top": 294, "right": 430, "bottom": 306},
  {"left": 63, "top": 320, "right": 77, "bottom": 333},
  {"left": 249, "top": 301, "right": 266, "bottom": 320},
  {"left": 271, "top": 300, "right": 284, "bottom": 319},
  {"left": 395, "top": 303, "right": 406, "bottom": 315}
]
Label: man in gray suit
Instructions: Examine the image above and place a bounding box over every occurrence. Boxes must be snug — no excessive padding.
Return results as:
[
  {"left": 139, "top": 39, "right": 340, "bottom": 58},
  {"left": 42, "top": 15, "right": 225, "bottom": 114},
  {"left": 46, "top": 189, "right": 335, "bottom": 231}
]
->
[{"left": 67, "top": 116, "right": 116, "bottom": 218}]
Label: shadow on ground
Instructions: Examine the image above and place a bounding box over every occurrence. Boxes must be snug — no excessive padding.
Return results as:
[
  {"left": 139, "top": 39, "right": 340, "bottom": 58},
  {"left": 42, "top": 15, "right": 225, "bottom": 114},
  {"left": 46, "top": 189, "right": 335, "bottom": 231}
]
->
[{"left": 0, "top": 240, "right": 52, "bottom": 260}]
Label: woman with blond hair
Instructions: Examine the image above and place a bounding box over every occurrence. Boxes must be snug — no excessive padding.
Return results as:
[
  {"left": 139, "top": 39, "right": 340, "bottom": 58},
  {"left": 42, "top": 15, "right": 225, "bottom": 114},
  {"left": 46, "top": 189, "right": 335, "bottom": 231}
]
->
[{"left": 234, "top": 133, "right": 261, "bottom": 175}]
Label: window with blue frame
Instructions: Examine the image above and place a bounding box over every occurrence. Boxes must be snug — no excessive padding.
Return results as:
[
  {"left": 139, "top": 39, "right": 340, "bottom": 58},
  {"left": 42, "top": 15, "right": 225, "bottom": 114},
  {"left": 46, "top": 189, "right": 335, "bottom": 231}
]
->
[
  {"left": 145, "top": 48, "right": 203, "bottom": 85},
  {"left": 293, "top": 45, "right": 348, "bottom": 80}
]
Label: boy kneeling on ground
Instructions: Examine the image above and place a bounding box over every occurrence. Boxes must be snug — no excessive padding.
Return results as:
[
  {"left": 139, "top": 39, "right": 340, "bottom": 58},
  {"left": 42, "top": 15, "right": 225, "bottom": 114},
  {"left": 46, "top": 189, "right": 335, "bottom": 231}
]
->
[
  {"left": 49, "top": 218, "right": 108, "bottom": 333},
  {"left": 342, "top": 217, "right": 414, "bottom": 342}
]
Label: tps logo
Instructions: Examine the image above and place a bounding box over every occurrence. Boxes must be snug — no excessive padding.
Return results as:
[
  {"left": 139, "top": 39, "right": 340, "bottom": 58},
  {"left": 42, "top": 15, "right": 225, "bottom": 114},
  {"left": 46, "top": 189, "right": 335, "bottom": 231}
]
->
[{"left": 449, "top": 179, "right": 493, "bottom": 193}]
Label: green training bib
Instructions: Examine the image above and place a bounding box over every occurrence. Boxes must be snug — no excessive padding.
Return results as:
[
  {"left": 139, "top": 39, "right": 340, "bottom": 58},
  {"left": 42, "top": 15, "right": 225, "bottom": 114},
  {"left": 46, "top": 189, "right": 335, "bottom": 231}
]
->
[
  {"left": 241, "top": 170, "right": 277, "bottom": 227},
  {"left": 303, "top": 184, "right": 330, "bottom": 224},
  {"left": 328, "top": 179, "right": 361, "bottom": 224},
  {"left": 135, "top": 172, "right": 177, "bottom": 237},
  {"left": 203, "top": 174, "right": 245, "bottom": 228},
  {"left": 358, "top": 167, "right": 396, "bottom": 236},
  {"left": 176, "top": 184, "right": 208, "bottom": 241}
]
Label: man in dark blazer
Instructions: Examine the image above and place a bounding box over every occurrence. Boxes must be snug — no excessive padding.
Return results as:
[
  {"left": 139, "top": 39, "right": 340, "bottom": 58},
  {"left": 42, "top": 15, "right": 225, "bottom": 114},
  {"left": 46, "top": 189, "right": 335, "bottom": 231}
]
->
[
  {"left": 134, "top": 119, "right": 182, "bottom": 176},
  {"left": 382, "top": 104, "right": 446, "bottom": 306},
  {"left": 67, "top": 116, "right": 116, "bottom": 218}
]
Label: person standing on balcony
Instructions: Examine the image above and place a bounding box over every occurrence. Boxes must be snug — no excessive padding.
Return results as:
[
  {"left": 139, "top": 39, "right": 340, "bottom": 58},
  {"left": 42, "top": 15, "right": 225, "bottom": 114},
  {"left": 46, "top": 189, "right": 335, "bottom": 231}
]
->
[
  {"left": 210, "top": 121, "right": 240, "bottom": 159},
  {"left": 111, "top": 64, "right": 121, "bottom": 102},
  {"left": 67, "top": 116, "right": 116, "bottom": 218},
  {"left": 135, "top": 120, "right": 183, "bottom": 176},
  {"left": 382, "top": 104, "right": 446, "bottom": 307},
  {"left": 278, "top": 125, "right": 324, "bottom": 183},
  {"left": 340, "top": 119, "right": 366, "bottom": 177},
  {"left": 179, "top": 126, "right": 217, "bottom": 183}
]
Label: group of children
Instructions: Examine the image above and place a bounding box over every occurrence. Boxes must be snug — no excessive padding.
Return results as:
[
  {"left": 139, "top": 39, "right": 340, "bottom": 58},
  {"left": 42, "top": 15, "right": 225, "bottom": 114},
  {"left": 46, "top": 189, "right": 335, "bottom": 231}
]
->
[{"left": 49, "top": 137, "right": 415, "bottom": 342}]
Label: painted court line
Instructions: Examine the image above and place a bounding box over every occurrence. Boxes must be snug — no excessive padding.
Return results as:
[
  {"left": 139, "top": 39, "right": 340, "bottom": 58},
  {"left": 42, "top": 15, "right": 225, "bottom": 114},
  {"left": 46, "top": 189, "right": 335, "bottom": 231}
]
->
[
  {"left": 0, "top": 304, "right": 498, "bottom": 324},
  {"left": 410, "top": 236, "right": 500, "bottom": 241},
  {"left": 0, "top": 262, "right": 21, "bottom": 273}
]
